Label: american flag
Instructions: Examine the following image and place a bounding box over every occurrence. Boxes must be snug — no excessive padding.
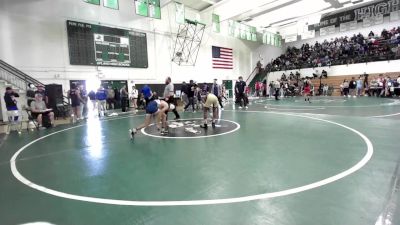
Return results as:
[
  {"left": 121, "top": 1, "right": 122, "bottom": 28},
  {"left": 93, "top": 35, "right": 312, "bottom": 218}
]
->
[{"left": 212, "top": 46, "right": 233, "bottom": 69}]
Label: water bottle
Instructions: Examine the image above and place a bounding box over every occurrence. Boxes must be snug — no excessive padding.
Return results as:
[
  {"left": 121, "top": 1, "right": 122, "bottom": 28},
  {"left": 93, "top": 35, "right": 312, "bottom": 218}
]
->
[{"left": 71, "top": 114, "right": 76, "bottom": 124}]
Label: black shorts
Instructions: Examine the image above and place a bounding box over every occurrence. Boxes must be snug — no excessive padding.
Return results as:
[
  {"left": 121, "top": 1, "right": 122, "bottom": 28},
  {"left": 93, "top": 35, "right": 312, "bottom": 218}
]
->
[
  {"left": 107, "top": 98, "right": 115, "bottom": 104},
  {"left": 31, "top": 111, "right": 50, "bottom": 119},
  {"left": 145, "top": 100, "right": 159, "bottom": 114},
  {"left": 71, "top": 102, "right": 80, "bottom": 107}
]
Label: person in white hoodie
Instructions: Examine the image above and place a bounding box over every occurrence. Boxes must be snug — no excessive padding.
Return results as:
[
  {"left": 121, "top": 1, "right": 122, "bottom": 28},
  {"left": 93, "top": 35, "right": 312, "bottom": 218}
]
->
[
  {"left": 130, "top": 85, "right": 139, "bottom": 113},
  {"left": 356, "top": 77, "right": 363, "bottom": 97}
]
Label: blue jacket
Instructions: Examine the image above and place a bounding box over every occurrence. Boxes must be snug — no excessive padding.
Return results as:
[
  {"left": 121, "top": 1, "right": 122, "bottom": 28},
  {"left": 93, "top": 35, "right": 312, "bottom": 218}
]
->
[
  {"left": 96, "top": 89, "right": 107, "bottom": 101},
  {"left": 141, "top": 85, "right": 152, "bottom": 99}
]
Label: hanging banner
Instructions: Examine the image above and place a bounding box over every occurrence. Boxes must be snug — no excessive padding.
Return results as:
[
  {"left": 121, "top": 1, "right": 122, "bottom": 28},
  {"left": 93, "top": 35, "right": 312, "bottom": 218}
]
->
[
  {"left": 251, "top": 27, "right": 257, "bottom": 42},
  {"left": 135, "top": 0, "right": 161, "bottom": 19},
  {"left": 175, "top": 2, "right": 185, "bottom": 24},
  {"left": 135, "top": 0, "right": 149, "bottom": 17},
  {"left": 83, "top": 0, "right": 100, "bottom": 5},
  {"left": 212, "top": 14, "right": 220, "bottom": 33},
  {"left": 390, "top": 10, "right": 400, "bottom": 20},
  {"left": 309, "top": 0, "right": 400, "bottom": 31},
  {"left": 104, "top": 0, "right": 119, "bottom": 9},
  {"left": 301, "top": 30, "right": 315, "bottom": 40},
  {"left": 148, "top": 0, "right": 161, "bottom": 19},
  {"left": 228, "top": 20, "right": 235, "bottom": 36},
  {"left": 266, "top": 33, "right": 271, "bottom": 45},
  {"left": 284, "top": 34, "right": 298, "bottom": 43}
]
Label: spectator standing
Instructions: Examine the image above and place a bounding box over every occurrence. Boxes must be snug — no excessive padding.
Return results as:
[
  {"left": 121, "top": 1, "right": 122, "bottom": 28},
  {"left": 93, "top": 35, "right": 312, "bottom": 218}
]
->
[
  {"left": 202, "top": 82, "right": 209, "bottom": 95},
  {"left": 114, "top": 87, "right": 121, "bottom": 109},
  {"left": 356, "top": 77, "right": 363, "bottom": 96},
  {"left": 68, "top": 83, "right": 83, "bottom": 121},
  {"left": 184, "top": 80, "right": 195, "bottom": 112},
  {"left": 120, "top": 85, "right": 129, "bottom": 112},
  {"left": 221, "top": 84, "right": 227, "bottom": 101},
  {"left": 130, "top": 85, "right": 139, "bottom": 113},
  {"left": 342, "top": 80, "right": 350, "bottom": 97},
  {"left": 255, "top": 81, "right": 260, "bottom": 97},
  {"left": 303, "top": 80, "right": 312, "bottom": 103},
  {"left": 96, "top": 86, "right": 107, "bottom": 117},
  {"left": 88, "top": 90, "right": 96, "bottom": 110},
  {"left": 79, "top": 84, "right": 88, "bottom": 118},
  {"left": 106, "top": 86, "right": 115, "bottom": 110},
  {"left": 4, "top": 87, "right": 20, "bottom": 122},
  {"left": 181, "top": 81, "right": 189, "bottom": 106},
  {"left": 363, "top": 73, "right": 370, "bottom": 96},
  {"left": 195, "top": 83, "right": 202, "bottom": 110},
  {"left": 349, "top": 77, "right": 357, "bottom": 97},
  {"left": 274, "top": 80, "right": 281, "bottom": 101},
  {"left": 211, "top": 78, "right": 223, "bottom": 109},
  {"left": 269, "top": 81, "right": 274, "bottom": 98}
]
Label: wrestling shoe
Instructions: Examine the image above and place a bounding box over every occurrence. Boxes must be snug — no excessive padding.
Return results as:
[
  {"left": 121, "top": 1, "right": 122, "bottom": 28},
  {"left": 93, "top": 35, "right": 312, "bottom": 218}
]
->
[
  {"left": 129, "top": 128, "right": 137, "bottom": 139},
  {"left": 200, "top": 124, "right": 208, "bottom": 129}
]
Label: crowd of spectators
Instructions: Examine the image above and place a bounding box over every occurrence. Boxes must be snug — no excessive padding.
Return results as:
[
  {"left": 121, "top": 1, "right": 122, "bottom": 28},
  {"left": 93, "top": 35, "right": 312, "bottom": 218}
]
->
[
  {"left": 265, "top": 27, "right": 400, "bottom": 72},
  {"left": 341, "top": 74, "right": 400, "bottom": 97}
]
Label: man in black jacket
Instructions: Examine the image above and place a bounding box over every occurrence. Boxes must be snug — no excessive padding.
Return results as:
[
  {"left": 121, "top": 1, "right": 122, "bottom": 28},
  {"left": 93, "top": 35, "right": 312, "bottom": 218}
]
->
[
  {"left": 181, "top": 81, "right": 189, "bottom": 106},
  {"left": 184, "top": 80, "right": 196, "bottom": 112},
  {"left": 349, "top": 77, "right": 357, "bottom": 97},
  {"left": 235, "top": 76, "right": 247, "bottom": 109},
  {"left": 4, "top": 87, "right": 20, "bottom": 123}
]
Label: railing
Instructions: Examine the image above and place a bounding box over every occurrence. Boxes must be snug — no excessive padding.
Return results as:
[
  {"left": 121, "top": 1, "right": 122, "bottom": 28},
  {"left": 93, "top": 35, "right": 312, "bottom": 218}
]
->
[
  {"left": 245, "top": 67, "right": 259, "bottom": 86},
  {"left": 0, "top": 60, "right": 44, "bottom": 90},
  {"left": 0, "top": 69, "right": 27, "bottom": 90},
  {"left": 0, "top": 60, "right": 70, "bottom": 107}
]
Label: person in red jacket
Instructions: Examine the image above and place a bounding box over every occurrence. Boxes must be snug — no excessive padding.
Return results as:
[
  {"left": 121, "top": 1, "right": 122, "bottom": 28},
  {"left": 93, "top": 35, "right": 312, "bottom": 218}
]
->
[{"left": 303, "top": 79, "right": 312, "bottom": 103}]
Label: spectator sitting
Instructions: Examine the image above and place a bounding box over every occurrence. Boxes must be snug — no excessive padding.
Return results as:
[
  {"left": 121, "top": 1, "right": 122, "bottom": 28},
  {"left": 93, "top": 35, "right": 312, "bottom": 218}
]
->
[
  {"left": 322, "top": 84, "right": 329, "bottom": 96},
  {"left": 265, "top": 27, "right": 400, "bottom": 72},
  {"left": 30, "top": 93, "right": 54, "bottom": 128},
  {"left": 35, "top": 84, "right": 48, "bottom": 106}
]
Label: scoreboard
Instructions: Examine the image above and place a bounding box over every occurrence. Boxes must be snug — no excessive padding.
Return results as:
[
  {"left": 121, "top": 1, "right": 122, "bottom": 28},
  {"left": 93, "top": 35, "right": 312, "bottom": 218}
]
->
[{"left": 66, "top": 20, "right": 148, "bottom": 68}]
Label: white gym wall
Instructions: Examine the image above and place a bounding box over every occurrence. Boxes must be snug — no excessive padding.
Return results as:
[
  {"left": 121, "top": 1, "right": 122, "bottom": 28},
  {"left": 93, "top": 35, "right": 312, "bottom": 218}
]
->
[{"left": 0, "top": 0, "right": 267, "bottom": 92}]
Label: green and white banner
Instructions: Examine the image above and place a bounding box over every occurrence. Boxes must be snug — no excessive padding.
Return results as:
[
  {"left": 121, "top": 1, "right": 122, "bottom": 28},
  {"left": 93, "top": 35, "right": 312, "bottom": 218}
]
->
[
  {"left": 228, "top": 20, "right": 257, "bottom": 42},
  {"left": 175, "top": 2, "right": 185, "bottom": 24},
  {"left": 83, "top": 0, "right": 100, "bottom": 5},
  {"left": 212, "top": 14, "right": 220, "bottom": 33},
  {"left": 262, "top": 32, "right": 282, "bottom": 47},
  {"left": 104, "top": 0, "right": 119, "bottom": 9}
]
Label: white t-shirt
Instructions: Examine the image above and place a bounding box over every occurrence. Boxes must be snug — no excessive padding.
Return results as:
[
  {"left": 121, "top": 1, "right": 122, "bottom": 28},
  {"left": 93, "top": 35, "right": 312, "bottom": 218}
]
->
[
  {"left": 30, "top": 100, "right": 47, "bottom": 111},
  {"left": 397, "top": 77, "right": 400, "bottom": 84},
  {"left": 130, "top": 89, "right": 138, "bottom": 99},
  {"left": 164, "top": 83, "right": 174, "bottom": 98}
]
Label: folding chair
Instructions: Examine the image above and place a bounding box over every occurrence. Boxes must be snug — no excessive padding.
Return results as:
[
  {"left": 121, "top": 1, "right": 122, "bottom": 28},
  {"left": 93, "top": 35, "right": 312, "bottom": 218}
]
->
[
  {"left": 55, "top": 96, "right": 70, "bottom": 119},
  {"left": 6, "top": 110, "right": 23, "bottom": 134},
  {"left": 24, "top": 108, "right": 39, "bottom": 131}
]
